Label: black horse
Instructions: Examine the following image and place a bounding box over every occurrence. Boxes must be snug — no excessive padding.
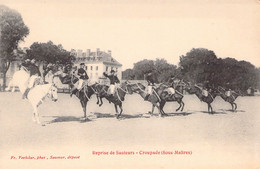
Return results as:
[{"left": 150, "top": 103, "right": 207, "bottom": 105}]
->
[
  {"left": 217, "top": 86, "right": 241, "bottom": 111},
  {"left": 185, "top": 83, "right": 218, "bottom": 113},
  {"left": 53, "top": 73, "right": 98, "bottom": 121},
  {"left": 94, "top": 82, "right": 130, "bottom": 118},
  {"left": 125, "top": 82, "right": 167, "bottom": 116}
]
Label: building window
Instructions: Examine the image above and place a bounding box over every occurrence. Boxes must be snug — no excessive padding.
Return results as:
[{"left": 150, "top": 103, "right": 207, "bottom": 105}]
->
[
  {"left": 85, "top": 66, "right": 88, "bottom": 70},
  {"left": 91, "top": 66, "right": 92, "bottom": 70},
  {"left": 106, "top": 66, "right": 108, "bottom": 71},
  {"left": 96, "top": 66, "right": 98, "bottom": 70}
]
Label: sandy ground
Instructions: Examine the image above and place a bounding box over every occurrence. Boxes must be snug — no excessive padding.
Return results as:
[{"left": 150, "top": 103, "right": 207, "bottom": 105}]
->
[{"left": 0, "top": 92, "right": 259, "bottom": 169}]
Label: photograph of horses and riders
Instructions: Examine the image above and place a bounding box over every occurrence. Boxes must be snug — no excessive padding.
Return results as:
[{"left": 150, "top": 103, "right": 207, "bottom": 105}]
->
[{"left": 0, "top": 0, "right": 260, "bottom": 169}]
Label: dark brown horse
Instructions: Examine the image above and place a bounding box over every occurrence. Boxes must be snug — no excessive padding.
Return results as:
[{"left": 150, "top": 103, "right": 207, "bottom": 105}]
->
[
  {"left": 53, "top": 73, "right": 97, "bottom": 121},
  {"left": 126, "top": 82, "right": 167, "bottom": 116},
  {"left": 186, "top": 83, "right": 218, "bottom": 113},
  {"left": 156, "top": 83, "right": 185, "bottom": 112},
  {"left": 217, "top": 86, "right": 240, "bottom": 111},
  {"left": 94, "top": 82, "right": 130, "bottom": 118}
]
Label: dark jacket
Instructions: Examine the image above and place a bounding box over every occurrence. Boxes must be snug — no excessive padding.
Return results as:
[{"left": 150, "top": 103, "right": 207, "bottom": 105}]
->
[
  {"left": 29, "top": 64, "right": 41, "bottom": 76},
  {"left": 78, "top": 68, "right": 89, "bottom": 80},
  {"left": 103, "top": 72, "right": 120, "bottom": 85}
]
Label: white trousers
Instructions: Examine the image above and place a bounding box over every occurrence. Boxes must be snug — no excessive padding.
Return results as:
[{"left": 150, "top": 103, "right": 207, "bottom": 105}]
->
[
  {"left": 202, "top": 90, "right": 208, "bottom": 97},
  {"left": 77, "top": 79, "right": 84, "bottom": 90},
  {"left": 225, "top": 91, "right": 231, "bottom": 97},
  {"left": 146, "top": 86, "right": 153, "bottom": 95},
  {"left": 108, "top": 85, "right": 115, "bottom": 95},
  {"left": 168, "top": 87, "right": 175, "bottom": 94}
]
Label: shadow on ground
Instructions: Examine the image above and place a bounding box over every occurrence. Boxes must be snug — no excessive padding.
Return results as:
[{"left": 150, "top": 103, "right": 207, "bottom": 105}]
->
[
  {"left": 92, "top": 112, "right": 151, "bottom": 120},
  {"left": 219, "top": 109, "right": 245, "bottom": 113},
  {"left": 43, "top": 116, "right": 92, "bottom": 124}
]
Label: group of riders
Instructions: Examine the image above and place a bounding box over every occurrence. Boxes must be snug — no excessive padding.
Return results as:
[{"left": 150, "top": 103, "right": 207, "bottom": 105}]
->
[
  {"left": 15, "top": 59, "right": 122, "bottom": 100},
  {"left": 13, "top": 58, "right": 236, "bottom": 103}
]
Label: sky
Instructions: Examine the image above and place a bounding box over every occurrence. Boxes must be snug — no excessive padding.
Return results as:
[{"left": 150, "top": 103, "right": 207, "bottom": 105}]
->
[{"left": 2, "top": 0, "right": 260, "bottom": 70}]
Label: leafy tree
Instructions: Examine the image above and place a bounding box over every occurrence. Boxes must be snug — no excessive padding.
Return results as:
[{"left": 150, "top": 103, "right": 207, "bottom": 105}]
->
[
  {"left": 123, "top": 58, "right": 177, "bottom": 82},
  {"left": 0, "top": 5, "right": 29, "bottom": 90},
  {"left": 179, "top": 48, "right": 218, "bottom": 84},
  {"left": 122, "top": 68, "right": 135, "bottom": 80},
  {"left": 26, "top": 41, "right": 74, "bottom": 65},
  {"left": 132, "top": 59, "right": 154, "bottom": 80}
]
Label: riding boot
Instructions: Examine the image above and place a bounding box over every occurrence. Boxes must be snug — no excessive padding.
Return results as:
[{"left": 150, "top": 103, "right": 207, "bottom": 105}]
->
[
  {"left": 22, "top": 88, "right": 30, "bottom": 99},
  {"left": 144, "top": 94, "right": 150, "bottom": 101}
]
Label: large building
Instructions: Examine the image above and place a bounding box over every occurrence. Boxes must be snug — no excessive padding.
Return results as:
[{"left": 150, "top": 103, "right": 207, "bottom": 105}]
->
[{"left": 72, "top": 48, "right": 122, "bottom": 85}]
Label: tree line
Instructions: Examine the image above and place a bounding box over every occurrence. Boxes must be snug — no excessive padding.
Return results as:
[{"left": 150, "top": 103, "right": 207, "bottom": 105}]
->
[{"left": 123, "top": 48, "right": 260, "bottom": 91}]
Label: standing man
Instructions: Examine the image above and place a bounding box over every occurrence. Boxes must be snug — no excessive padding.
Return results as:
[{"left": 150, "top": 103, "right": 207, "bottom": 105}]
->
[
  {"left": 22, "top": 59, "right": 41, "bottom": 99},
  {"left": 103, "top": 69, "right": 120, "bottom": 97}
]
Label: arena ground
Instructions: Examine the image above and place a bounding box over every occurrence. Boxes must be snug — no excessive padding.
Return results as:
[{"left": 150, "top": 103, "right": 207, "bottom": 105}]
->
[{"left": 0, "top": 92, "right": 259, "bottom": 169}]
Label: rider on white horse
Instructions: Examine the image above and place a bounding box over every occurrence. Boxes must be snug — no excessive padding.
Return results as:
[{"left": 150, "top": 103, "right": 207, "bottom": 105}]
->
[{"left": 22, "top": 59, "right": 41, "bottom": 99}]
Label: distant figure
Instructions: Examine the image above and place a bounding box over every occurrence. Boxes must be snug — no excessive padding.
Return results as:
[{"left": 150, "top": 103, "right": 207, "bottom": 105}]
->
[
  {"left": 103, "top": 69, "right": 120, "bottom": 97},
  {"left": 22, "top": 59, "right": 41, "bottom": 99}
]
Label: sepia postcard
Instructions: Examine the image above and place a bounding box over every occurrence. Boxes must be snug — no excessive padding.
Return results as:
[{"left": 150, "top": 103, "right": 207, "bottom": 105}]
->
[{"left": 0, "top": 0, "right": 260, "bottom": 169}]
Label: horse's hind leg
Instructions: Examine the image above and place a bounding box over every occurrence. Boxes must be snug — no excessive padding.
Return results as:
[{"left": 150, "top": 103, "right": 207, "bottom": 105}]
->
[
  {"left": 176, "top": 100, "right": 182, "bottom": 111},
  {"left": 181, "top": 101, "right": 185, "bottom": 112},
  {"left": 117, "top": 103, "right": 123, "bottom": 119},
  {"left": 208, "top": 103, "right": 213, "bottom": 114},
  {"left": 96, "top": 95, "right": 100, "bottom": 105},
  {"left": 230, "top": 102, "right": 234, "bottom": 111},
  {"left": 234, "top": 103, "right": 237, "bottom": 110}
]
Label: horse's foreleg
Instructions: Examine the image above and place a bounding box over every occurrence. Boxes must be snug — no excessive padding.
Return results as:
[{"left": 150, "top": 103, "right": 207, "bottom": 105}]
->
[
  {"left": 114, "top": 104, "right": 118, "bottom": 115},
  {"left": 99, "top": 97, "right": 104, "bottom": 107},
  {"left": 208, "top": 103, "right": 212, "bottom": 114},
  {"left": 80, "top": 101, "right": 87, "bottom": 120},
  {"left": 160, "top": 101, "right": 167, "bottom": 116},
  {"left": 155, "top": 104, "right": 164, "bottom": 117},
  {"left": 149, "top": 104, "right": 155, "bottom": 115}
]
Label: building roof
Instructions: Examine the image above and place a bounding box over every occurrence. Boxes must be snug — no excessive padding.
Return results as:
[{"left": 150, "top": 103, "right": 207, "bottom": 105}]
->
[{"left": 75, "top": 51, "right": 122, "bottom": 66}]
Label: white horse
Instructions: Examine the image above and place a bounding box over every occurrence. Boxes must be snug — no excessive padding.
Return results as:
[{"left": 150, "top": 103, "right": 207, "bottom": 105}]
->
[
  {"left": 6, "top": 68, "right": 30, "bottom": 93},
  {"left": 28, "top": 83, "right": 58, "bottom": 124},
  {"left": 7, "top": 68, "right": 58, "bottom": 125}
]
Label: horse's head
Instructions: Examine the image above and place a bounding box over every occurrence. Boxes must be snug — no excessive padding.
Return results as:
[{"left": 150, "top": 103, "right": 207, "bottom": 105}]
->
[
  {"left": 127, "top": 82, "right": 145, "bottom": 94},
  {"left": 48, "top": 84, "right": 58, "bottom": 102},
  {"left": 185, "top": 83, "right": 197, "bottom": 94}
]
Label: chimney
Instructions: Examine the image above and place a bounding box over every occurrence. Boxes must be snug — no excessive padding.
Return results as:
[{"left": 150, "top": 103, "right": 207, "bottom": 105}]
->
[
  {"left": 86, "top": 49, "right": 91, "bottom": 57},
  {"left": 96, "top": 48, "right": 100, "bottom": 56},
  {"left": 108, "top": 50, "right": 111, "bottom": 56}
]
